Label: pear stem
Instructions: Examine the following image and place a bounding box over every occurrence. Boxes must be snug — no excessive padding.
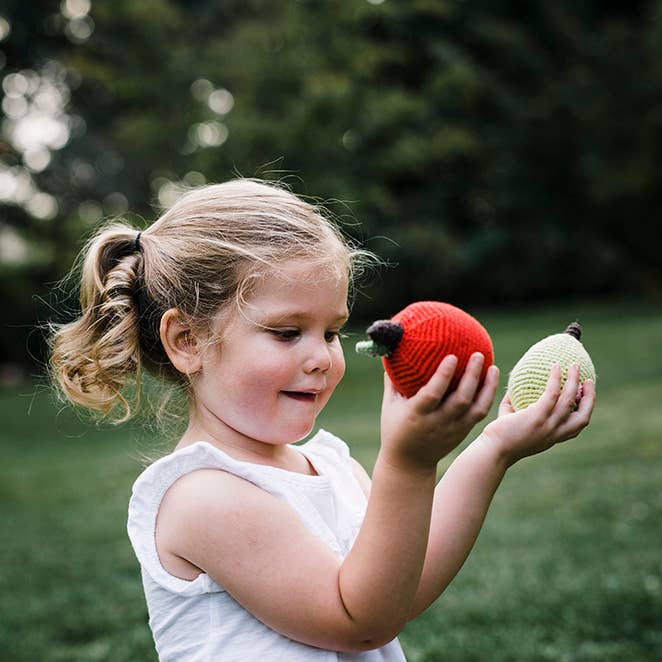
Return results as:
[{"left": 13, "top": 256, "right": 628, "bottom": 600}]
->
[{"left": 565, "top": 322, "right": 582, "bottom": 340}]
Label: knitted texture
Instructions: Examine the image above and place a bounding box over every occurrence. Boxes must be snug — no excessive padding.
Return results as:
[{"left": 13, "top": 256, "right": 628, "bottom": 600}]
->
[
  {"left": 362, "top": 301, "right": 494, "bottom": 398},
  {"left": 507, "top": 329, "right": 596, "bottom": 411}
]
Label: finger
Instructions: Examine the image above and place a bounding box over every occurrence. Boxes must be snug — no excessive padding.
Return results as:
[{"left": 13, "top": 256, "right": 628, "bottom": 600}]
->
[
  {"left": 449, "top": 353, "right": 485, "bottom": 409},
  {"left": 552, "top": 363, "right": 581, "bottom": 421},
  {"left": 470, "top": 364, "right": 499, "bottom": 420},
  {"left": 572, "top": 378, "right": 595, "bottom": 425},
  {"left": 534, "top": 363, "right": 563, "bottom": 416},
  {"left": 549, "top": 377, "right": 596, "bottom": 442},
  {"left": 414, "top": 354, "right": 458, "bottom": 412},
  {"left": 382, "top": 371, "right": 398, "bottom": 402},
  {"left": 498, "top": 390, "right": 514, "bottom": 416}
]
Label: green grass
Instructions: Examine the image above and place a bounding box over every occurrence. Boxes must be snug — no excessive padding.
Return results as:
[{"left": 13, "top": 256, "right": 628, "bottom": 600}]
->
[{"left": 2, "top": 300, "right": 661, "bottom": 661}]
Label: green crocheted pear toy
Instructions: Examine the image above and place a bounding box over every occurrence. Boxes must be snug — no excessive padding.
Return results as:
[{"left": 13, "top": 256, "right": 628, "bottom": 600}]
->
[{"left": 507, "top": 322, "right": 596, "bottom": 411}]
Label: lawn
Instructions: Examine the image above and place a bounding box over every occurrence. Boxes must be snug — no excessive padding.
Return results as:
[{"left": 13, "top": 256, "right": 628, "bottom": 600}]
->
[{"left": 1, "top": 300, "right": 661, "bottom": 661}]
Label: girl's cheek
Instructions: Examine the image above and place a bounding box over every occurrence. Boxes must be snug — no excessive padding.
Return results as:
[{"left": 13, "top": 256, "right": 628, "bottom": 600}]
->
[
  {"left": 336, "top": 343, "right": 346, "bottom": 369},
  {"left": 332, "top": 349, "right": 346, "bottom": 383}
]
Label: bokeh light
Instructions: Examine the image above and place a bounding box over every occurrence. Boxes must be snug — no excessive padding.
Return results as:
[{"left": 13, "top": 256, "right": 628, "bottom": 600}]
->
[
  {"left": 60, "top": 0, "right": 91, "bottom": 20},
  {"left": 60, "top": 0, "right": 94, "bottom": 44},
  {"left": 0, "top": 61, "right": 74, "bottom": 218},
  {"left": 208, "top": 88, "right": 234, "bottom": 115},
  {"left": 0, "top": 16, "right": 11, "bottom": 42}
]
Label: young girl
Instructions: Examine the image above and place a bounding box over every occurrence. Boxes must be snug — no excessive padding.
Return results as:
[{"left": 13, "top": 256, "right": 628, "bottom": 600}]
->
[{"left": 50, "top": 179, "right": 595, "bottom": 661}]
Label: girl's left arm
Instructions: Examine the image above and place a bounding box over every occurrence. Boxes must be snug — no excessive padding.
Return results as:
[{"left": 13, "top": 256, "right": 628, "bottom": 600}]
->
[
  {"left": 407, "top": 435, "right": 507, "bottom": 618},
  {"left": 351, "top": 440, "right": 505, "bottom": 617},
  {"left": 346, "top": 409, "right": 507, "bottom": 620},
  {"left": 408, "top": 364, "right": 595, "bottom": 618}
]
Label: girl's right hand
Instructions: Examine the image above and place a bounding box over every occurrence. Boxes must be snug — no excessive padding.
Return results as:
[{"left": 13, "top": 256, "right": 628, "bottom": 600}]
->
[
  {"left": 379, "top": 353, "right": 500, "bottom": 471},
  {"left": 482, "top": 363, "right": 595, "bottom": 467}
]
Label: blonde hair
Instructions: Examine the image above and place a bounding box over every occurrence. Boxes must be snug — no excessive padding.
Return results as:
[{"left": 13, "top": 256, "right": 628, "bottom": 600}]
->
[{"left": 49, "top": 178, "right": 373, "bottom": 424}]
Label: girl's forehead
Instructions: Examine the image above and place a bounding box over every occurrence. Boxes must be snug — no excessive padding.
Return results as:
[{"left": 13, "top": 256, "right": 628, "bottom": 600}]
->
[
  {"left": 255, "top": 259, "right": 349, "bottom": 295},
  {"left": 243, "top": 260, "right": 349, "bottom": 318},
  {"left": 211, "top": 259, "right": 349, "bottom": 335}
]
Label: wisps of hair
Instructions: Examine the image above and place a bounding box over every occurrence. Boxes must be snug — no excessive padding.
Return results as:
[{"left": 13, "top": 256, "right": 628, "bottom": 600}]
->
[{"left": 49, "top": 223, "right": 144, "bottom": 423}]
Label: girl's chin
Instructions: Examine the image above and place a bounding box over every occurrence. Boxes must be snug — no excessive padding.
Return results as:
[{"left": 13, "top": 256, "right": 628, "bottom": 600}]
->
[
  {"left": 286, "top": 423, "right": 316, "bottom": 444},
  {"left": 252, "top": 421, "right": 316, "bottom": 446}
]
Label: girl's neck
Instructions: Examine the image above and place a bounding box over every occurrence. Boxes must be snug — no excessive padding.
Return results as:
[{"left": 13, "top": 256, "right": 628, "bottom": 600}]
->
[{"left": 176, "top": 420, "right": 317, "bottom": 475}]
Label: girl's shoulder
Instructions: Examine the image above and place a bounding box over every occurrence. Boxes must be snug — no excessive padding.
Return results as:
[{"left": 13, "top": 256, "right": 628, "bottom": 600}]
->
[
  {"left": 128, "top": 441, "right": 312, "bottom": 592},
  {"left": 129, "top": 441, "right": 235, "bottom": 504},
  {"left": 126, "top": 442, "right": 241, "bottom": 595}
]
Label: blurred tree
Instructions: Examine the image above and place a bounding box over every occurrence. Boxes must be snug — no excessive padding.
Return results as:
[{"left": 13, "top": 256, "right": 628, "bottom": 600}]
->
[{"left": 0, "top": 0, "right": 660, "bottom": 370}]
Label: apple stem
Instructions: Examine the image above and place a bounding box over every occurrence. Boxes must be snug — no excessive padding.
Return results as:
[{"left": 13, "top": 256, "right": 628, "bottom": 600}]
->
[{"left": 366, "top": 320, "right": 404, "bottom": 356}]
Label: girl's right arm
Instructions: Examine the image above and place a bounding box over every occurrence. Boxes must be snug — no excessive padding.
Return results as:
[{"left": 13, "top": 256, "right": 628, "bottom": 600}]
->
[{"left": 157, "top": 353, "right": 496, "bottom": 652}]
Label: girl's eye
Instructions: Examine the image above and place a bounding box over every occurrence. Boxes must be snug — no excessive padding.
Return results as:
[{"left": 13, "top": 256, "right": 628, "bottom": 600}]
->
[
  {"left": 272, "top": 329, "right": 300, "bottom": 341},
  {"left": 270, "top": 327, "right": 346, "bottom": 342},
  {"left": 325, "top": 329, "right": 346, "bottom": 343}
]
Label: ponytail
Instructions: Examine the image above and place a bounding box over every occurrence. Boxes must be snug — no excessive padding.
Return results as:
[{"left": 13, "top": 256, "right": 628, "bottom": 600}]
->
[{"left": 50, "top": 223, "right": 145, "bottom": 423}]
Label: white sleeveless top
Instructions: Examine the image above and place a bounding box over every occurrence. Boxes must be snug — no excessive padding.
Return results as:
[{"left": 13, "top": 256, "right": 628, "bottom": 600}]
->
[{"left": 127, "top": 429, "right": 407, "bottom": 661}]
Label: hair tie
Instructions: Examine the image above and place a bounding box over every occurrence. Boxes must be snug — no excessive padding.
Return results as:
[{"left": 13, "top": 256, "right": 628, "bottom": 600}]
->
[{"left": 134, "top": 232, "right": 142, "bottom": 252}]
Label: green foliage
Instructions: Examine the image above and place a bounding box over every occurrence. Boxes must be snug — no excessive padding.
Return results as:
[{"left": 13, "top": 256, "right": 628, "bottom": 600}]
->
[
  {"left": 1, "top": 302, "right": 661, "bottom": 660},
  {"left": 2, "top": 1, "right": 662, "bottom": 367}
]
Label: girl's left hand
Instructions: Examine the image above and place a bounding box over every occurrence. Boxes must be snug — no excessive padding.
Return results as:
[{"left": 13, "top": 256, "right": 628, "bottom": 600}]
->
[{"left": 482, "top": 363, "right": 595, "bottom": 467}]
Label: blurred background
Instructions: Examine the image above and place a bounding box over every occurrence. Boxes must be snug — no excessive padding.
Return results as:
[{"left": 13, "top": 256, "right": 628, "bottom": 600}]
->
[
  {"left": 1, "top": 2, "right": 661, "bottom": 661},
  {"left": 2, "top": 0, "right": 662, "bottom": 373}
]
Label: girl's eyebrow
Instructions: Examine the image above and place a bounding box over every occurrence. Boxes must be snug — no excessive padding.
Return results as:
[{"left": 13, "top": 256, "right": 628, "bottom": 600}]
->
[{"left": 258, "top": 308, "right": 349, "bottom": 325}]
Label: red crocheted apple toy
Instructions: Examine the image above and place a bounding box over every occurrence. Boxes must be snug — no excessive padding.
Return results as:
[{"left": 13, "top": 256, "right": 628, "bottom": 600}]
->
[{"left": 355, "top": 301, "right": 494, "bottom": 398}]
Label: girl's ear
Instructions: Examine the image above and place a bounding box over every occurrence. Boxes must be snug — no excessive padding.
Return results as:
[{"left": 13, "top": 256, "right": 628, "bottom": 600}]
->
[{"left": 159, "top": 308, "right": 203, "bottom": 375}]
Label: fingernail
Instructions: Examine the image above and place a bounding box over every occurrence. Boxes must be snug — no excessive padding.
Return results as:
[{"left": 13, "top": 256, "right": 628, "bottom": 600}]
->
[{"left": 575, "top": 384, "right": 583, "bottom": 404}]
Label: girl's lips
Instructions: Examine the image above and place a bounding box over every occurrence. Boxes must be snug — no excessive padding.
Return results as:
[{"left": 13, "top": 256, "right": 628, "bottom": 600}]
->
[{"left": 281, "top": 391, "right": 317, "bottom": 402}]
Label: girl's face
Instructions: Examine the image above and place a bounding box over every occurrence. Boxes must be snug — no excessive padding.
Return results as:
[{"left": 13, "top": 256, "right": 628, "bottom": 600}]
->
[{"left": 190, "top": 260, "right": 349, "bottom": 449}]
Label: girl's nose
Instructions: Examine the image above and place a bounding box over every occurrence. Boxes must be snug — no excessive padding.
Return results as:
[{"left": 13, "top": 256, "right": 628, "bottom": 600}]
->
[{"left": 303, "top": 339, "right": 332, "bottom": 373}]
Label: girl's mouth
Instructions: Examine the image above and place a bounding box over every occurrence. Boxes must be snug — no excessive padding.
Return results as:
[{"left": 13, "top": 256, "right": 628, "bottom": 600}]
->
[{"left": 282, "top": 391, "right": 317, "bottom": 402}]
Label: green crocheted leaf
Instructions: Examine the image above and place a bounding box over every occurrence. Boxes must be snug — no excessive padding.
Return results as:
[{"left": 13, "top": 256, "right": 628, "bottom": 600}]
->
[{"left": 355, "top": 339, "right": 390, "bottom": 357}]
